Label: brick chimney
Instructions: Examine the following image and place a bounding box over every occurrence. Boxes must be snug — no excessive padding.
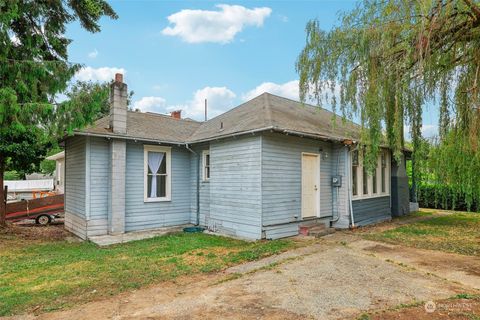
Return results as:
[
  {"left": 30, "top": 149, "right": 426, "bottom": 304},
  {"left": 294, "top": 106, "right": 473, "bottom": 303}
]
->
[
  {"left": 170, "top": 110, "right": 182, "bottom": 119},
  {"left": 109, "top": 73, "right": 128, "bottom": 134}
]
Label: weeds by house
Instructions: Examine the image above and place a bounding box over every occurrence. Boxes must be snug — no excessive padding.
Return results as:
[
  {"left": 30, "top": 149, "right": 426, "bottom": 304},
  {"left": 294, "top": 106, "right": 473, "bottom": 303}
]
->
[
  {"left": 0, "top": 231, "right": 297, "bottom": 316},
  {"left": 364, "top": 211, "right": 480, "bottom": 256}
]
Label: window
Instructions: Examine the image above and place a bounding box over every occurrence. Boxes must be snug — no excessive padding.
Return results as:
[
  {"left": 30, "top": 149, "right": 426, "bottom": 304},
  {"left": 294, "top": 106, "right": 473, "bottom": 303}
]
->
[
  {"left": 381, "top": 151, "right": 387, "bottom": 193},
  {"left": 144, "top": 146, "right": 171, "bottom": 202},
  {"left": 352, "top": 150, "right": 359, "bottom": 196},
  {"left": 203, "top": 150, "right": 210, "bottom": 181},
  {"left": 363, "top": 167, "right": 369, "bottom": 195},
  {"left": 351, "top": 148, "right": 390, "bottom": 199}
]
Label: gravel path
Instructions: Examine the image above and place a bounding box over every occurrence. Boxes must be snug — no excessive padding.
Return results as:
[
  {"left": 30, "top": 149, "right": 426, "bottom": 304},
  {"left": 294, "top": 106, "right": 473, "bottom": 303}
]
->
[{"left": 5, "top": 233, "right": 472, "bottom": 320}]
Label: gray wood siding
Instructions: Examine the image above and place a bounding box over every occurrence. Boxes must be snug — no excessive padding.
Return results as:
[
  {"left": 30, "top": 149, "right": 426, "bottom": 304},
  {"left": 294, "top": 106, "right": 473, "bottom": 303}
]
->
[
  {"left": 331, "top": 145, "right": 350, "bottom": 228},
  {"left": 86, "top": 137, "right": 110, "bottom": 236},
  {"left": 261, "top": 133, "right": 339, "bottom": 227},
  {"left": 64, "top": 136, "right": 87, "bottom": 238},
  {"left": 208, "top": 136, "right": 262, "bottom": 239},
  {"left": 124, "top": 142, "right": 192, "bottom": 232},
  {"left": 352, "top": 196, "right": 391, "bottom": 226},
  {"left": 189, "top": 144, "right": 210, "bottom": 225}
]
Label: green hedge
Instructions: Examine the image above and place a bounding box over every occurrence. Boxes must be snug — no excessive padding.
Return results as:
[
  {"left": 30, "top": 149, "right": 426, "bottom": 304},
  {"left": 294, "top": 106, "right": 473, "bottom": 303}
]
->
[{"left": 417, "top": 184, "right": 479, "bottom": 212}]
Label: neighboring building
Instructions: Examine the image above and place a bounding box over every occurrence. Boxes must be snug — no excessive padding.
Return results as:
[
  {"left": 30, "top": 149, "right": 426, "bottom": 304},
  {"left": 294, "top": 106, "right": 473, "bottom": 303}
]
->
[
  {"left": 63, "top": 74, "right": 410, "bottom": 240},
  {"left": 46, "top": 151, "right": 65, "bottom": 194},
  {"left": 4, "top": 179, "right": 54, "bottom": 202}
]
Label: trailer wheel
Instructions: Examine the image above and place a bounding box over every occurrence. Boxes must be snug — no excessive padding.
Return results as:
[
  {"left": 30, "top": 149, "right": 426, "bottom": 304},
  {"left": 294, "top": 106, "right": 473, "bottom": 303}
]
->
[{"left": 36, "top": 214, "right": 52, "bottom": 225}]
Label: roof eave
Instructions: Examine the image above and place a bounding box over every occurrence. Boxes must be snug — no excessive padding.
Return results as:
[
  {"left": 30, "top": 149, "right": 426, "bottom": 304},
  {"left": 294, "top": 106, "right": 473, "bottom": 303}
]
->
[{"left": 71, "top": 131, "right": 186, "bottom": 146}]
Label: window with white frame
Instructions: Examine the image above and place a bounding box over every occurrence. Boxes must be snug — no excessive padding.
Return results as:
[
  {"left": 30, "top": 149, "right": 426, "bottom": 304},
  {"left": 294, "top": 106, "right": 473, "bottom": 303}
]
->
[
  {"left": 144, "top": 145, "right": 171, "bottom": 202},
  {"left": 351, "top": 149, "right": 390, "bottom": 199},
  {"left": 352, "top": 150, "right": 359, "bottom": 196},
  {"left": 202, "top": 150, "right": 210, "bottom": 181}
]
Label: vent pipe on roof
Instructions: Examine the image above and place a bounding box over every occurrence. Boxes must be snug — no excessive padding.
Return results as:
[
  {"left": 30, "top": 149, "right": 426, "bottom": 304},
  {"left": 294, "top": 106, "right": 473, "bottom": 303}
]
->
[{"left": 204, "top": 99, "right": 207, "bottom": 122}]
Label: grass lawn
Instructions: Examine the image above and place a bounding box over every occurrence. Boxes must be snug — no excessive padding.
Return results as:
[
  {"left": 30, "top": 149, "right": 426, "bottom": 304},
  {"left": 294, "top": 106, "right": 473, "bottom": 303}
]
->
[
  {"left": 364, "top": 211, "right": 480, "bottom": 256},
  {"left": 0, "top": 228, "right": 299, "bottom": 316}
]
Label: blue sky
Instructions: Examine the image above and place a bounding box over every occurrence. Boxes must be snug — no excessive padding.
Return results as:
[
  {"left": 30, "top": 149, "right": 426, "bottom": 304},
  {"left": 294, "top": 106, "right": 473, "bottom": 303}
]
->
[{"left": 66, "top": 0, "right": 438, "bottom": 136}]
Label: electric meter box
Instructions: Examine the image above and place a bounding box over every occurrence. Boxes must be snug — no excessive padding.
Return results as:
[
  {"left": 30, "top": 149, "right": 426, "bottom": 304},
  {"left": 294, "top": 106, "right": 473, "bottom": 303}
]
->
[{"left": 331, "top": 175, "right": 342, "bottom": 187}]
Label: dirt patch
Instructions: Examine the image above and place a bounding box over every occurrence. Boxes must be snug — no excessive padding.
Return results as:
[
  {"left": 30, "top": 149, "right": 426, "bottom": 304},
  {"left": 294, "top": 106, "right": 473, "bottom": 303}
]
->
[
  {"left": 368, "top": 297, "right": 480, "bottom": 320},
  {"left": 0, "top": 222, "right": 70, "bottom": 243},
  {"left": 356, "top": 240, "right": 480, "bottom": 290}
]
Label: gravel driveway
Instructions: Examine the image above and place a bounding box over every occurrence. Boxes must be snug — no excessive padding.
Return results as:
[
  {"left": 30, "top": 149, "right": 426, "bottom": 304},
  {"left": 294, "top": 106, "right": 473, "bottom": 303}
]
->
[{"left": 7, "top": 232, "right": 475, "bottom": 320}]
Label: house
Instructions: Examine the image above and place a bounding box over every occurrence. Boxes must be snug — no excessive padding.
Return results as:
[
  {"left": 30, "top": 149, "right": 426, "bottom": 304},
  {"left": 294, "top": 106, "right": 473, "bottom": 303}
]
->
[
  {"left": 46, "top": 151, "right": 65, "bottom": 194},
  {"left": 63, "top": 74, "right": 410, "bottom": 240}
]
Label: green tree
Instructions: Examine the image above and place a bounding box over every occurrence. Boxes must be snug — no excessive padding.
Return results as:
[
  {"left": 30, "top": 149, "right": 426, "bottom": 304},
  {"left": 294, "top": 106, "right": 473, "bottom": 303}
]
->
[
  {"left": 63, "top": 81, "right": 135, "bottom": 120},
  {"left": 37, "top": 81, "right": 134, "bottom": 177},
  {"left": 0, "top": 1, "right": 117, "bottom": 226},
  {"left": 297, "top": 0, "right": 480, "bottom": 210}
]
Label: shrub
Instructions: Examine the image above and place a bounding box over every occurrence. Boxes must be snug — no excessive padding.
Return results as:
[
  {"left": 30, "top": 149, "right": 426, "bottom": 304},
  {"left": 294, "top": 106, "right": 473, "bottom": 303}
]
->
[{"left": 417, "top": 184, "right": 479, "bottom": 212}]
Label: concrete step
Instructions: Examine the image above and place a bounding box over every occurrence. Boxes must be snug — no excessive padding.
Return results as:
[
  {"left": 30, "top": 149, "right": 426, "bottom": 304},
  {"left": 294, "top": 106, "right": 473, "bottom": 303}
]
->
[
  {"left": 299, "top": 223, "right": 335, "bottom": 237},
  {"left": 311, "top": 228, "right": 335, "bottom": 238}
]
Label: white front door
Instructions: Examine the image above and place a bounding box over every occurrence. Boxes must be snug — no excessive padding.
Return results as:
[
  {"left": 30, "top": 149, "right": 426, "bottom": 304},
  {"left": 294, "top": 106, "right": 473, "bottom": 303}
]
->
[{"left": 302, "top": 153, "right": 320, "bottom": 218}]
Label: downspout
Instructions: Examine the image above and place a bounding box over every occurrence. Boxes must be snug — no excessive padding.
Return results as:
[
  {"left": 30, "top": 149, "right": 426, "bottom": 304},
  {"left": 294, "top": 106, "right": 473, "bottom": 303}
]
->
[
  {"left": 330, "top": 145, "right": 341, "bottom": 223},
  {"left": 347, "top": 146, "right": 355, "bottom": 228},
  {"left": 185, "top": 144, "right": 200, "bottom": 226}
]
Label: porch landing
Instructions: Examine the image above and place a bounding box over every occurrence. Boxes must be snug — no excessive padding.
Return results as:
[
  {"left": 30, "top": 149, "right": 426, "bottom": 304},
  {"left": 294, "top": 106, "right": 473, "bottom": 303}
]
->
[{"left": 88, "top": 224, "right": 193, "bottom": 246}]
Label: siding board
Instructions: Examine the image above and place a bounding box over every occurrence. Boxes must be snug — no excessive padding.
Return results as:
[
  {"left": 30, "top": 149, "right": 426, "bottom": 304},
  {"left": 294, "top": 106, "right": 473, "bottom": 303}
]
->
[
  {"left": 86, "top": 137, "right": 109, "bottom": 236},
  {"left": 64, "top": 137, "right": 87, "bottom": 237},
  {"left": 207, "top": 136, "right": 262, "bottom": 239},
  {"left": 352, "top": 196, "right": 391, "bottom": 226},
  {"left": 261, "top": 133, "right": 342, "bottom": 226},
  {"left": 124, "top": 142, "right": 192, "bottom": 232}
]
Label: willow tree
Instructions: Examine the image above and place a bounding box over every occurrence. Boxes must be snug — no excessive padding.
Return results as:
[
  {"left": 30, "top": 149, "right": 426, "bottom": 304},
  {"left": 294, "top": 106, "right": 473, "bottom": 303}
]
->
[
  {"left": 296, "top": 0, "right": 480, "bottom": 210},
  {"left": 0, "top": 1, "right": 117, "bottom": 226}
]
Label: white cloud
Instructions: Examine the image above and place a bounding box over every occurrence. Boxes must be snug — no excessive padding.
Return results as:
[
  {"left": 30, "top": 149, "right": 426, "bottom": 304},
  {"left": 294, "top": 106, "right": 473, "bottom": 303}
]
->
[
  {"left": 133, "top": 97, "right": 167, "bottom": 113},
  {"left": 404, "top": 124, "right": 439, "bottom": 141},
  {"left": 87, "top": 49, "right": 98, "bottom": 59},
  {"left": 75, "top": 67, "right": 126, "bottom": 82},
  {"left": 184, "top": 86, "right": 236, "bottom": 119},
  {"left": 421, "top": 124, "right": 438, "bottom": 138},
  {"left": 242, "top": 80, "right": 299, "bottom": 101},
  {"left": 278, "top": 14, "right": 289, "bottom": 23},
  {"left": 162, "top": 4, "right": 272, "bottom": 44},
  {"left": 133, "top": 86, "right": 236, "bottom": 120}
]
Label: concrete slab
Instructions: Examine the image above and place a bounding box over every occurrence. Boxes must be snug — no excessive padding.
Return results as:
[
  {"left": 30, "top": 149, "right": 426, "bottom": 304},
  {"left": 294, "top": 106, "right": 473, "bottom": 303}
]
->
[{"left": 88, "top": 224, "right": 193, "bottom": 246}]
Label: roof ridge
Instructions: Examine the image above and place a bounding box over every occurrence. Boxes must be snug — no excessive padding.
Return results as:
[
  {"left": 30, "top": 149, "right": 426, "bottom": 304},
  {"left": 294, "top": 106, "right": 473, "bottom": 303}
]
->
[
  {"left": 186, "top": 93, "right": 268, "bottom": 140},
  {"left": 128, "top": 110, "right": 200, "bottom": 123},
  {"left": 263, "top": 92, "right": 274, "bottom": 127}
]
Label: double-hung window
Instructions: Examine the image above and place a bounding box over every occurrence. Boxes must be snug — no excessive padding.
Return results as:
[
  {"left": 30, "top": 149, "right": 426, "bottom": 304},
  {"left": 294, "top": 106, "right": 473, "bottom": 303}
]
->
[
  {"left": 381, "top": 151, "right": 387, "bottom": 193},
  {"left": 203, "top": 150, "right": 210, "bottom": 181},
  {"left": 352, "top": 148, "right": 390, "bottom": 199},
  {"left": 352, "top": 150, "right": 359, "bottom": 196},
  {"left": 144, "top": 145, "right": 171, "bottom": 202}
]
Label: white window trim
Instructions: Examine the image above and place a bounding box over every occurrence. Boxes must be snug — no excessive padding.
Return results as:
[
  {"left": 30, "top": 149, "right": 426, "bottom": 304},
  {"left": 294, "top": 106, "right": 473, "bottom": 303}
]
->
[
  {"left": 202, "top": 150, "right": 210, "bottom": 181},
  {"left": 351, "top": 149, "right": 390, "bottom": 200},
  {"left": 144, "top": 145, "right": 171, "bottom": 202}
]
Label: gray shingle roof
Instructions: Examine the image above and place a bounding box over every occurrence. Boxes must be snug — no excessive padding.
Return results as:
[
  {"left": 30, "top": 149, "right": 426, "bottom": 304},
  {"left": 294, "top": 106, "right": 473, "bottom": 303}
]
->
[
  {"left": 77, "top": 111, "right": 202, "bottom": 144},
  {"left": 187, "top": 93, "right": 360, "bottom": 142},
  {"left": 75, "top": 93, "right": 361, "bottom": 144}
]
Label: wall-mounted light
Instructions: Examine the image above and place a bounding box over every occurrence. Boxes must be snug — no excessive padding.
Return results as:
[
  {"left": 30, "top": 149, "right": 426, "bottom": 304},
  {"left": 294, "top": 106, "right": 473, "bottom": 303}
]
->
[{"left": 319, "top": 148, "right": 328, "bottom": 160}]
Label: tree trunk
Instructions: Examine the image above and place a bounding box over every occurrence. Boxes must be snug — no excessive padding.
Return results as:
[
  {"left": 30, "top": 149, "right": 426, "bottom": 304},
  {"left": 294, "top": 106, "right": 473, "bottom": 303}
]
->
[{"left": 0, "top": 155, "right": 5, "bottom": 227}]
